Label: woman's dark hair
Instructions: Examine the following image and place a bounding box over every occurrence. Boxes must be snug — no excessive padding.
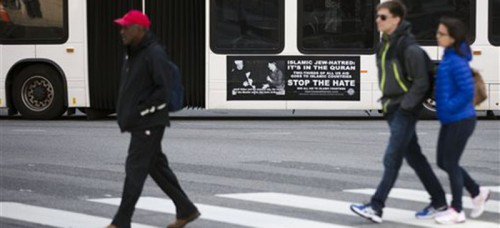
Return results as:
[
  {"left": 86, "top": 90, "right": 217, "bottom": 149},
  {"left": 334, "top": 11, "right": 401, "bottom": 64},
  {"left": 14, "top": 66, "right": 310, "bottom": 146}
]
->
[
  {"left": 439, "top": 17, "right": 470, "bottom": 57},
  {"left": 377, "top": 0, "right": 406, "bottom": 22}
]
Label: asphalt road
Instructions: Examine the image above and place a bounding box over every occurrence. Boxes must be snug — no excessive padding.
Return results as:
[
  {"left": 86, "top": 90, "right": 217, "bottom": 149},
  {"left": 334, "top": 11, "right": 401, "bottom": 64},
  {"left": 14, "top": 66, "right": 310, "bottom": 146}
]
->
[{"left": 0, "top": 117, "right": 499, "bottom": 228}]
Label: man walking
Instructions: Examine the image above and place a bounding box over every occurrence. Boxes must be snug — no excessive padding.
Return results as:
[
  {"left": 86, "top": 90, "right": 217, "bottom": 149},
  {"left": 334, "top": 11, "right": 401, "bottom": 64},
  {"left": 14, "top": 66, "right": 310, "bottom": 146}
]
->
[
  {"left": 350, "top": 1, "right": 447, "bottom": 223},
  {"left": 107, "top": 10, "right": 200, "bottom": 228}
]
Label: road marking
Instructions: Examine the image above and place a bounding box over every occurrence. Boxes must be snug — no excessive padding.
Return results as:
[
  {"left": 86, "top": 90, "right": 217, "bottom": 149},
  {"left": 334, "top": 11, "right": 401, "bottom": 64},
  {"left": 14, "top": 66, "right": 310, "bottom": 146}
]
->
[
  {"left": 0, "top": 202, "right": 155, "bottom": 228},
  {"left": 484, "top": 186, "right": 500, "bottom": 193},
  {"left": 218, "top": 192, "right": 500, "bottom": 228},
  {"left": 344, "top": 188, "right": 500, "bottom": 214},
  {"left": 89, "top": 197, "right": 354, "bottom": 228}
]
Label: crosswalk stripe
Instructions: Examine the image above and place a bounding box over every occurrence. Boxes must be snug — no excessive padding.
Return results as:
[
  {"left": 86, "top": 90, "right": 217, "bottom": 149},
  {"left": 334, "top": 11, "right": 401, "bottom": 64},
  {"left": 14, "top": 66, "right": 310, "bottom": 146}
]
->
[
  {"left": 0, "top": 202, "right": 155, "bottom": 228},
  {"left": 217, "top": 192, "right": 500, "bottom": 228},
  {"left": 344, "top": 188, "right": 500, "bottom": 214},
  {"left": 89, "top": 197, "right": 354, "bottom": 228},
  {"left": 484, "top": 186, "right": 500, "bottom": 193}
]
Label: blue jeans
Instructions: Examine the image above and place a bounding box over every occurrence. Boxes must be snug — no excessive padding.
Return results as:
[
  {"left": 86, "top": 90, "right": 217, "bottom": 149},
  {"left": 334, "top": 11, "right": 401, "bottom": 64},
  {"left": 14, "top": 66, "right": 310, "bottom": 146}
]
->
[
  {"left": 371, "top": 108, "right": 447, "bottom": 213},
  {"left": 437, "top": 117, "right": 479, "bottom": 212}
]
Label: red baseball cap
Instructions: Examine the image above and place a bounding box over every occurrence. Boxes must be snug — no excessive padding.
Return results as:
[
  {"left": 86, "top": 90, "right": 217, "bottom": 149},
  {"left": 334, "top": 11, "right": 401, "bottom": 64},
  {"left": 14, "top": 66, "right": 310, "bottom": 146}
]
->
[{"left": 114, "top": 10, "right": 151, "bottom": 28}]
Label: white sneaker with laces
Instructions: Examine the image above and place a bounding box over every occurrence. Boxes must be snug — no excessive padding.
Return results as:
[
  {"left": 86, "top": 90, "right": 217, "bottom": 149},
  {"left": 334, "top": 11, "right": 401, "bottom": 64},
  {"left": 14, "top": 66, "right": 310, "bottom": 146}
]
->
[
  {"left": 434, "top": 208, "right": 466, "bottom": 225},
  {"left": 471, "top": 187, "right": 491, "bottom": 218},
  {"left": 350, "top": 203, "right": 383, "bottom": 223}
]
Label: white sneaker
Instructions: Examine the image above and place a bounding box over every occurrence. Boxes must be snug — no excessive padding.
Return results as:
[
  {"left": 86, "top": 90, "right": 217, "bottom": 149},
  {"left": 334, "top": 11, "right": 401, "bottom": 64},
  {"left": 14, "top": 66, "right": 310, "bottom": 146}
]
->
[
  {"left": 435, "top": 208, "right": 466, "bottom": 225},
  {"left": 350, "top": 203, "right": 383, "bottom": 223},
  {"left": 471, "top": 187, "right": 491, "bottom": 218}
]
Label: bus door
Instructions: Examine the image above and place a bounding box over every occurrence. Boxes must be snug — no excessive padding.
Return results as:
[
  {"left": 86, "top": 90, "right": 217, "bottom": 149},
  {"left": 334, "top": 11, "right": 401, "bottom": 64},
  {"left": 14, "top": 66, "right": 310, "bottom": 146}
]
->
[{"left": 146, "top": 0, "right": 206, "bottom": 109}]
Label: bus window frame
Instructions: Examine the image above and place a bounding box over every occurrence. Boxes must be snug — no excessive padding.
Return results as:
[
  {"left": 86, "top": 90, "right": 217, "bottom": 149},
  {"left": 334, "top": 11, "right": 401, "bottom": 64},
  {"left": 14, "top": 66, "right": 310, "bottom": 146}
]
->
[
  {"left": 489, "top": 0, "right": 500, "bottom": 46},
  {"left": 297, "top": 0, "right": 379, "bottom": 55},
  {"left": 209, "top": 0, "right": 285, "bottom": 54},
  {"left": 0, "top": 0, "right": 69, "bottom": 45},
  {"left": 415, "top": 0, "right": 476, "bottom": 46}
]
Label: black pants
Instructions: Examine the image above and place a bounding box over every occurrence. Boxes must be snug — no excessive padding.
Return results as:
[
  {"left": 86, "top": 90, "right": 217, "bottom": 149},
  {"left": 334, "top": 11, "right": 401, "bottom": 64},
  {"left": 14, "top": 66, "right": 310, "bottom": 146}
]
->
[
  {"left": 437, "top": 117, "right": 479, "bottom": 212},
  {"left": 112, "top": 126, "right": 197, "bottom": 228}
]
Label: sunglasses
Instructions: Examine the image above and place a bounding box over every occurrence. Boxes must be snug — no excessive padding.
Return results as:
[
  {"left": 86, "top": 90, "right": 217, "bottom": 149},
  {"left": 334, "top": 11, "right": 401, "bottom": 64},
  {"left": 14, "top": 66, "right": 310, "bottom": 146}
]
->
[{"left": 376, "top": 14, "right": 390, "bottom": 21}]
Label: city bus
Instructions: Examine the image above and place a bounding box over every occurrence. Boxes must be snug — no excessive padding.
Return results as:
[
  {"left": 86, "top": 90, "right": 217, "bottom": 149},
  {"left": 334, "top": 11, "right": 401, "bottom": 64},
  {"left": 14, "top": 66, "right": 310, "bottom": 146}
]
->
[{"left": 1, "top": 0, "right": 499, "bottom": 119}]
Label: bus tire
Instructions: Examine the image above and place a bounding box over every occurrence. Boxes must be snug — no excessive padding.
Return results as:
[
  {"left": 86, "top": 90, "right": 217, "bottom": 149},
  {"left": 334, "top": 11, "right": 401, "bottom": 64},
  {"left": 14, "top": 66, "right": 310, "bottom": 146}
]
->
[
  {"left": 12, "top": 64, "right": 66, "bottom": 119},
  {"left": 421, "top": 97, "right": 437, "bottom": 119}
]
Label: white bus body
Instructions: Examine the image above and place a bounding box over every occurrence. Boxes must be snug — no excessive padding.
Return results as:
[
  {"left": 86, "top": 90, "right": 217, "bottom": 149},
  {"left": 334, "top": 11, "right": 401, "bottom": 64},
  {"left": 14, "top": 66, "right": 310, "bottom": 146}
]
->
[
  {"left": 206, "top": 0, "right": 500, "bottom": 114},
  {"left": 0, "top": 0, "right": 89, "bottom": 118}
]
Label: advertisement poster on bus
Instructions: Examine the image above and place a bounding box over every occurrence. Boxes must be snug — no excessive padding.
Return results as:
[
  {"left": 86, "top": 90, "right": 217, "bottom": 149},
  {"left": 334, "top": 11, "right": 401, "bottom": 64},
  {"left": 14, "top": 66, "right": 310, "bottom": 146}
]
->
[{"left": 227, "top": 56, "right": 360, "bottom": 101}]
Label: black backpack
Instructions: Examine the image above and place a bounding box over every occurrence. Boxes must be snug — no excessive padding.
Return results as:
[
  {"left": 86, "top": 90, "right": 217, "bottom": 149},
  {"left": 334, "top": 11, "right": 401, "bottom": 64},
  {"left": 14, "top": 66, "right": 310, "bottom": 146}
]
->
[
  {"left": 165, "top": 60, "right": 184, "bottom": 112},
  {"left": 395, "top": 37, "right": 436, "bottom": 99},
  {"left": 148, "top": 43, "right": 185, "bottom": 112}
]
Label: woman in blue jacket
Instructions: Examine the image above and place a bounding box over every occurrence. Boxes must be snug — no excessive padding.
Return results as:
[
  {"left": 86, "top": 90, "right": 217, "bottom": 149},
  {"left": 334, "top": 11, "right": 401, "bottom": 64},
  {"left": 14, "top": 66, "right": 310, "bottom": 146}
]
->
[{"left": 433, "top": 17, "right": 490, "bottom": 225}]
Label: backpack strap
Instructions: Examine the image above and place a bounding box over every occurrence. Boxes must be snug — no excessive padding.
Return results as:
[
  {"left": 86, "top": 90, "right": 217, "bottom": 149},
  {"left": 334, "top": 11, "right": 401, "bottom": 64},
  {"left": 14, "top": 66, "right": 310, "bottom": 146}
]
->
[
  {"left": 395, "top": 36, "right": 436, "bottom": 99},
  {"left": 395, "top": 36, "right": 413, "bottom": 77}
]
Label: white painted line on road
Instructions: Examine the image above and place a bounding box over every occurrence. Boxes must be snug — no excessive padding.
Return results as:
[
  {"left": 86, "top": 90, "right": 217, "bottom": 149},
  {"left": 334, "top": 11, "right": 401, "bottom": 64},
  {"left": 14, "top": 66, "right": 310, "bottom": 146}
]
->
[
  {"left": 0, "top": 202, "right": 155, "bottom": 228},
  {"left": 217, "top": 192, "right": 500, "bottom": 228},
  {"left": 89, "top": 197, "right": 353, "bottom": 228},
  {"left": 484, "top": 186, "right": 500, "bottom": 193},
  {"left": 344, "top": 188, "right": 500, "bottom": 214}
]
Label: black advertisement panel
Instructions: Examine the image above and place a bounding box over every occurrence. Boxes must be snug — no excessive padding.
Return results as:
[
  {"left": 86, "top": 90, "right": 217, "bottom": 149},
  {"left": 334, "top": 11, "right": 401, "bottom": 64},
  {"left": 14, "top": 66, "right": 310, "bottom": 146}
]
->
[{"left": 227, "top": 56, "right": 360, "bottom": 101}]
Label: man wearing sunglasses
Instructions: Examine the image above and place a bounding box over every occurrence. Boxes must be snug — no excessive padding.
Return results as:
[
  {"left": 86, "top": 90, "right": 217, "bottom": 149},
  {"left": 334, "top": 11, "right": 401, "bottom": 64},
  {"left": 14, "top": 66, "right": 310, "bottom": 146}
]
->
[{"left": 350, "top": 0, "right": 447, "bottom": 224}]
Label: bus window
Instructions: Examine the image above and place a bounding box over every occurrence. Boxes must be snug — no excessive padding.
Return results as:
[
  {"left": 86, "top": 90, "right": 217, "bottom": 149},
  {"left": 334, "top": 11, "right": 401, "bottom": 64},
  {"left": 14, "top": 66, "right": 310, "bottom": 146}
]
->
[
  {"left": 210, "top": 0, "right": 284, "bottom": 54},
  {"left": 401, "top": 0, "right": 475, "bottom": 45},
  {"left": 490, "top": 0, "right": 500, "bottom": 46},
  {"left": 298, "top": 0, "right": 378, "bottom": 54},
  {"left": 0, "top": 0, "right": 67, "bottom": 44}
]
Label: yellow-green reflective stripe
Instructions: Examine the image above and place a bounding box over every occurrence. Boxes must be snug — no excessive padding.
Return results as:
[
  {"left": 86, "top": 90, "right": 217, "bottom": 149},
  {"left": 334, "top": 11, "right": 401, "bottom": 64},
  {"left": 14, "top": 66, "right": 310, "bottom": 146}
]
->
[
  {"left": 383, "top": 99, "right": 391, "bottom": 113},
  {"left": 380, "top": 43, "right": 390, "bottom": 91},
  {"left": 393, "top": 62, "right": 408, "bottom": 92}
]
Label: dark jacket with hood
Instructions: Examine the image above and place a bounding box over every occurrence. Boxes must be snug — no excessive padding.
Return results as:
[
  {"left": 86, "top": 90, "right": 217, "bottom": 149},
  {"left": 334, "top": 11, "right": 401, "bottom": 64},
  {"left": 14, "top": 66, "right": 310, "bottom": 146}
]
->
[
  {"left": 435, "top": 42, "right": 476, "bottom": 124},
  {"left": 377, "top": 21, "right": 431, "bottom": 114},
  {"left": 116, "top": 32, "right": 171, "bottom": 132}
]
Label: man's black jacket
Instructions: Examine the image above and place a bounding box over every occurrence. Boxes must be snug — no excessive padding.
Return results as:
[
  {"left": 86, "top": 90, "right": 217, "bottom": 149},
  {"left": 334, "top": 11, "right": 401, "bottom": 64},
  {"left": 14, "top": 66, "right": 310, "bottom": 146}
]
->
[
  {"left": 376, "top": 21, "right": 430, "bottom": 114},
  {"left": 116, "top": 32, "right": 171, "bottom": 132}
]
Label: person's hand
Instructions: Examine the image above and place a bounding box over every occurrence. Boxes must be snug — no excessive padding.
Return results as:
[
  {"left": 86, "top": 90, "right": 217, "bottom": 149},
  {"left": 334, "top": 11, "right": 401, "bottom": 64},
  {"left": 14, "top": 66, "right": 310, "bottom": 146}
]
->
[
  {"left": 243, "top": 81, "right": 249, "bottom": 87},
  {"left": 266, "top": 76, "right": 272, "bottom": 82},
  {"left": 247, "top": 78, "right": 253, "bottom": 85}
]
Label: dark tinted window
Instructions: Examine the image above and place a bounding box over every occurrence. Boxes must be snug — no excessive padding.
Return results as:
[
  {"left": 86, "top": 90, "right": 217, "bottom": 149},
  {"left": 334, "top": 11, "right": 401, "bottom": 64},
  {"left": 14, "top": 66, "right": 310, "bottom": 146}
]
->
[
  {"left": 298, "top": 0, "right": 378, "bottom": 54},
  {"left": 0, "top": 0, "right": 67, "bottom": 44},
  {"left": 490, "top": 0, "right": 500, "bottom": 45},
  {"left": 401, "top": 0, "right": 475, "bottom": 45},
  {"left": 210, "top": 0, "right": 284, "bottom": 54}
]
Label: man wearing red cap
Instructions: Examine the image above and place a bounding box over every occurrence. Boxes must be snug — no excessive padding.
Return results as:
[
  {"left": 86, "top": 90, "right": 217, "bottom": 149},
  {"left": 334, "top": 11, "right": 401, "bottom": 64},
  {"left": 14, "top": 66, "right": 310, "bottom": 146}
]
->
[{"left": 107, "top": 9, "right": 200, "bottom": 228}]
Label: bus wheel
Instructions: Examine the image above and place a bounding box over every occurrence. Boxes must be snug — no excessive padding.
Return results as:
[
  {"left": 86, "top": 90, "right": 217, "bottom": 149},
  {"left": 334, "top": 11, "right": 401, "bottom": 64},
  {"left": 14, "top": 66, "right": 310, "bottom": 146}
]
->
[
  {"left": 12, "top": 65, "right": 66, "bottom": 119},
  {"left": 421, "top": 97, "right": 437, "bottom": 119}
]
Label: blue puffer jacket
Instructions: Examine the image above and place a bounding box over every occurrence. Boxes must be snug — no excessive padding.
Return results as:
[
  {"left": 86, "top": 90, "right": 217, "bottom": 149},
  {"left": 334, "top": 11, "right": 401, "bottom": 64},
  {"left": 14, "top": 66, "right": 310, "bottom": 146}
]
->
[{"left": 435, "top": 42, "right": 476, "bottom": 124}]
